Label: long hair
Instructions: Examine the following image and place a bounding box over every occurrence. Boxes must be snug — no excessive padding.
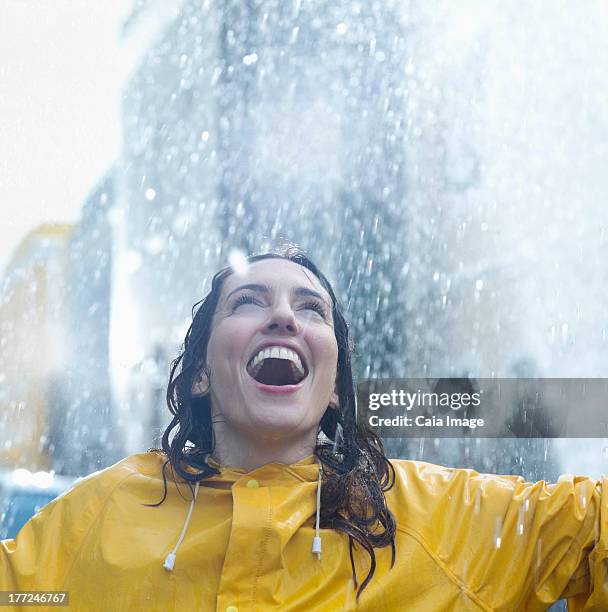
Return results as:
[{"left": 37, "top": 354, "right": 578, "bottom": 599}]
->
[{"left": 149, "top": 246, "right": 396, "bottom": 600}]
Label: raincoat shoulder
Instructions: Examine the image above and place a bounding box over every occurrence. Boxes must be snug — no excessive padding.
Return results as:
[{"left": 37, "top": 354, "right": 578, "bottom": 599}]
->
[
  {"left": 0, "top": 452, "right": 166, "bottom": 594},
  {"left": 386, "top": 458, "right": 608, "bottom": 610}
]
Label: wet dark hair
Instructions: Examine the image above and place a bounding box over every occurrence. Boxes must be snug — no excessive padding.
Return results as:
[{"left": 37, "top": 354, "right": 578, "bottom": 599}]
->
[{"left": 149, "top": 246, "right": 396, "bottom": 600}]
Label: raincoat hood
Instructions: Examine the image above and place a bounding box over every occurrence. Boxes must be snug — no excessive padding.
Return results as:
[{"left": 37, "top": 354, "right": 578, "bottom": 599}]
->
[{"left": 2, "top": 450, "right": 608, "bottom": 611}]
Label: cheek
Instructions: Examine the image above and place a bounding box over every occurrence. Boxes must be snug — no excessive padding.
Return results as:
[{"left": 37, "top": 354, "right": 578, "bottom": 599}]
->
[
  {"left": 205, "top": 334, "right": 229, "bottom": 378},
  {"left": 312, "top": 332, "right": 339, "bottom": 368},
  {"left": 208, "top": 324, "right": 241, "bottom": 358}
]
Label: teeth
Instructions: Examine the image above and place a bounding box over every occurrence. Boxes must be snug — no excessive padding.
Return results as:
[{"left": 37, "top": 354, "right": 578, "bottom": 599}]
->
[{"left": 247, "top": 346, "right": 306, "bottom": 379}]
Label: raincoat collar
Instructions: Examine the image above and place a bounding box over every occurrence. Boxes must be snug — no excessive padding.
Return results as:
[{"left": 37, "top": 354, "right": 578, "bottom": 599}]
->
[{"left": 203, "top": 453, "right": 319, "bottom": 485}]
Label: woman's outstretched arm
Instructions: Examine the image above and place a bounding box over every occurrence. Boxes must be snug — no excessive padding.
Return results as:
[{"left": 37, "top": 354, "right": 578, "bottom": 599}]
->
[{"left": 388, "top": 460, "right": 608, "bottom": 610}]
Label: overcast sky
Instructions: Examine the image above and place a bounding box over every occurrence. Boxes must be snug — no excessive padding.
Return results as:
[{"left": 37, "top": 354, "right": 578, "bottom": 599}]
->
[{"left": 0, "top": 1, "right": 150, "bottom": 275}]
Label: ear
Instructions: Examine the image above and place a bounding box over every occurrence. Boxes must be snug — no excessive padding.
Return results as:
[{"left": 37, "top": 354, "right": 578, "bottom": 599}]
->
[{"left": 191, "top": 370, "right": 210, "bottom": 397}]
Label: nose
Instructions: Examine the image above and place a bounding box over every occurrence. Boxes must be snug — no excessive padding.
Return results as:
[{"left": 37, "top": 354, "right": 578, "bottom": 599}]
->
[{"left": 264, "top": 301, "right": 300, "bottom": 335}]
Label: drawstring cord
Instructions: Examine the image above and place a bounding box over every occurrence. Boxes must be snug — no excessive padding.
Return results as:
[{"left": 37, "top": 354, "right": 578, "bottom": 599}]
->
[
  {"left": 312, "top": 462, "right": 322, "bottom": 559},
  {"left": 163, "top": 461, "right": 322, "bottom": 569},
  {"left": 163, "top": 481, "right": 200, "bottom": 571}
]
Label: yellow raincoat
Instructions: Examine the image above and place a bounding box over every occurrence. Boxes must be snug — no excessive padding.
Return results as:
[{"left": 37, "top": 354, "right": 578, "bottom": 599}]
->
[{"left": 1, "top": 450, "right": 607, "bottom": 611}]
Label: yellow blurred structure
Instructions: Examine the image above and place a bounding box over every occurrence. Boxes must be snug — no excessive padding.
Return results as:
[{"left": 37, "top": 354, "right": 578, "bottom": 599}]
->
[{"left": 0, "top": 224, "right": 74, "bottom": 470}]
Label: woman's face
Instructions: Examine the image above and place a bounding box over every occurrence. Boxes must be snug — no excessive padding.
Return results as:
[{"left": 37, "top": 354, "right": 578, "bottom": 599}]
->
[{"left": 203, "top": 258, "right": 339, "bottom": 442}]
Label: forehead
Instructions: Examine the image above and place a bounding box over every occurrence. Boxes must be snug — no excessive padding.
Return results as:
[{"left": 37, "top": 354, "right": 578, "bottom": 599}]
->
[{"left": 221, "top": 258, "right": 331, "bottom": 301}]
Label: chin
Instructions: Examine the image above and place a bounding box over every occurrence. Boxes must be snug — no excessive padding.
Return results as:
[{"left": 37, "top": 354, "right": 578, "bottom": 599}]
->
[{"left": 244, "top": 410, "right": 312, "bottom": 439}]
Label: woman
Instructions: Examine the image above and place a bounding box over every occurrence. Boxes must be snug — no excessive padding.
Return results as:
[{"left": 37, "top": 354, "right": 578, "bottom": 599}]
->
[{"left": 1, "top": 248, "right": 607, "bottom": 611}]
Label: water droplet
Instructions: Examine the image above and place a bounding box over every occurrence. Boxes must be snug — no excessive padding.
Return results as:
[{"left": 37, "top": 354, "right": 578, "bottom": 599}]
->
[
  {"left": 228, "top": 250, "right": 249, "bottom": 275},
  {"left": 124, "top": 251, "right": 142, "bottom": 274},
  {"left": 243, "top": 53, "right": 258, "bottom": 66},
  {"left": 534, "top": 540, "right": 542, "bottom": 586},
  {"left": 494, "top": 516, "right": 503, "bottom": 549}
]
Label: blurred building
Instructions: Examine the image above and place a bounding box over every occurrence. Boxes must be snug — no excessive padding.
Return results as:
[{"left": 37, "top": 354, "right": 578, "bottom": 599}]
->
[
  {"left": 56, "top": 172, "right": 123, "bottom": 475},
  {"left": 0, "top": 224, "right": 73, "bottom": 471},
  {"left": 0, "top": 176, "right": 122, "bottom": 476}
]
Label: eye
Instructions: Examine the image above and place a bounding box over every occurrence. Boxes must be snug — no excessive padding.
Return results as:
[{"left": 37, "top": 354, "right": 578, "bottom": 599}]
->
[
  {"left": 301, "top": 301, "right": 327, "bottom": 319},
  {"left": 231, "top": 294, "right": 260, "bottom": 311}
]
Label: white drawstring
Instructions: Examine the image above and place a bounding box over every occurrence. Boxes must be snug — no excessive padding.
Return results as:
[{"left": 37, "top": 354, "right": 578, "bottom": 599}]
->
[
  {"left": 311, "top": 462, "right": 322, "bottom": 559},
  {"left": 163, "top": 464, "right": 321, "bottom": 568},
  {"left": 163, "top": 481, "right": 200, "bottom": 571}
]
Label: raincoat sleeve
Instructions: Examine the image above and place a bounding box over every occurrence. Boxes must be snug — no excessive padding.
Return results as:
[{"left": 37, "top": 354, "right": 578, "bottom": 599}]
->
[
  {"left": 505, "top": 474, "right": 608, "bottom": 611},
  {"left": 398, "top": 462, "right": 608, "bottom": 611},
  {"left": 0, "top": 463, "right": 133, "bottom": 592}
]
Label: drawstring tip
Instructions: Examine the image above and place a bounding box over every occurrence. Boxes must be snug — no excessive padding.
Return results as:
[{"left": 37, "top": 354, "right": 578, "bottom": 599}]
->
[
  {"left": 162, "top": 480, "right": 199, "bottom": 573},
  {"left": 163, "top": 552, "right": 176, "bottom": 571},
  {"left": 312, "top": 535, "right": 322, "bottom": 559}
]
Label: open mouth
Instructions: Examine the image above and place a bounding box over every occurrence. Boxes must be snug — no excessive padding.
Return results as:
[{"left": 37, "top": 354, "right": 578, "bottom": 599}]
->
[{"left": 246, "top": 347, "right": 309, "bottom": 387}]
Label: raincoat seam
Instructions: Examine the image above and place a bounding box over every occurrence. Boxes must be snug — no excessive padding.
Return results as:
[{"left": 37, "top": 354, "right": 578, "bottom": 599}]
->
[
  {"left": 395, "top": 524, "right": 493, "bottom": 612},
  {"left": 251, "top": 488, "right": 273, "bottom": 609},
  {"left": 284, "top": 467, "right": 312, "bottom": 482},
  {"left": 61, "top": 467, "right": 141, "bottom": 589}
]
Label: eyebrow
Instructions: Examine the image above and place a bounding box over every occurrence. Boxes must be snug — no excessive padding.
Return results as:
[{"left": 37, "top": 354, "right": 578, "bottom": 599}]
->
[{"left": 224, "top": 283, "right": 330, "bottom": 307}]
